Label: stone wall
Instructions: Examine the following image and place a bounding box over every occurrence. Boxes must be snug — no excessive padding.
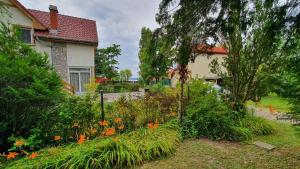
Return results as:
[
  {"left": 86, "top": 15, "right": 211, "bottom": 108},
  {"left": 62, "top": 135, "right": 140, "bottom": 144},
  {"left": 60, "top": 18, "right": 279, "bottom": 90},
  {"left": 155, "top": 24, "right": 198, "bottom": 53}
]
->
[{"left": 51, "top": 43, "right": 68, "bottom": 81}]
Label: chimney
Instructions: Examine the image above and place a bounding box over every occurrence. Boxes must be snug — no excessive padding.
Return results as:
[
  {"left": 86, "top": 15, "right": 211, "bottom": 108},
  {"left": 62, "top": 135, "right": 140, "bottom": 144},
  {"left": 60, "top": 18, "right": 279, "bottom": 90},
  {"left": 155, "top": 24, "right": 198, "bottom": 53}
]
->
[{"left": 49, "top": 5, "right": 58, "bottom": 31}]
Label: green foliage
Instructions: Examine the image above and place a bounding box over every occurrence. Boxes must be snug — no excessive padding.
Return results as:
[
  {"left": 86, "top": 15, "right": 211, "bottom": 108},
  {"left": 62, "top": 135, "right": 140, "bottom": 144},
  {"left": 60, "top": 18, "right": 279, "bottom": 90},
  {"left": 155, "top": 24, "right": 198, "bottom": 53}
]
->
[
  {"left": 138, "top": 27, "right": 173, "bottom": 84},
  {"left": 182, "top": 79, "right": 274, "bottom": 141},
  {"left": 119, "top": 69, "right": 132, "bottom": 81},
  {"left": 0, "top": 22, "right": 63, "bottom": 151},
  {"left": 6, "top": 120, "right": 180, "bottom": 169},
  {"left": 95, "top": 44, "right": 121, "bottom": 78},
  {"left": 157, "top": 0, "right": 299, "bottom": 112},
  {"left": 98, "top": 82, "right": 140, "bottom": 93}
]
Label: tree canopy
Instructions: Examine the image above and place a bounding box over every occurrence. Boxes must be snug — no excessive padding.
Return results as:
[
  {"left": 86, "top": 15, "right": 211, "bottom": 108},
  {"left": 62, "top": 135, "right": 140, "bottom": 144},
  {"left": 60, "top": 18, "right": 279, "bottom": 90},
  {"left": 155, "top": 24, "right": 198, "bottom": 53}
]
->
[
  {"left": 119, "top": 69, "right": 132, "bottom": 81},
  {"left": 95, "top": 44, "right": 121, "bottom": 79},
  {"left": 157, "top": 0, "right": 299, "bottom": 111}
]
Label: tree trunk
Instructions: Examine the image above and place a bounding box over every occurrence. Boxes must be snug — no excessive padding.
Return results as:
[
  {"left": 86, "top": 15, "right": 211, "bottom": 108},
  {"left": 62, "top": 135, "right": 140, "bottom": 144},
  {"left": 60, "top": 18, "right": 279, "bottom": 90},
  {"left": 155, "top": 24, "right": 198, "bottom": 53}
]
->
[{"left": 178, "top": 80, "right": 184, "bottom": 123}]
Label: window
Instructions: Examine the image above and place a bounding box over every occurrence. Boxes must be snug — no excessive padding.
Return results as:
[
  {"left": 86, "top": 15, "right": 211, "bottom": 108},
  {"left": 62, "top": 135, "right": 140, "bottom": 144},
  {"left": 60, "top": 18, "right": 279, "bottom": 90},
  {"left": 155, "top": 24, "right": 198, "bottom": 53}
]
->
[
  {"left": 20, "top": 28, "right": 32, "bottom": 44},
  {"left": 69, "top": 68, "right": 91, "bottom": 93}
]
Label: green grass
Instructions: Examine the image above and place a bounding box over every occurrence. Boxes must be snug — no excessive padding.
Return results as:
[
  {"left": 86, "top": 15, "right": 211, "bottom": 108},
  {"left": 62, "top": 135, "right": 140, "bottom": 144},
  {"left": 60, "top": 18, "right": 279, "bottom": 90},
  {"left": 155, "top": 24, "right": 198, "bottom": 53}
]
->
[
  {"left": 247, "top": 93, "right": 292, "bottom": 112},
  {"left": 140, "top": 121, "right": 300, "bottom": 169},
  {"left": 4, "top": 120, "right": 180, "bottom": 169}
]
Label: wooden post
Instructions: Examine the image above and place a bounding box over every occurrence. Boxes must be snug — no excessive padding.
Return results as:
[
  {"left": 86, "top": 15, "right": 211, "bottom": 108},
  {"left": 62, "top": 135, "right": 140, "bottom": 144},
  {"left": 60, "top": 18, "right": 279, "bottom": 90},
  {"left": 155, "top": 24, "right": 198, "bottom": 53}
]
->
[{"left": 100, "top": 90, "right": 105, "bottom": 121}]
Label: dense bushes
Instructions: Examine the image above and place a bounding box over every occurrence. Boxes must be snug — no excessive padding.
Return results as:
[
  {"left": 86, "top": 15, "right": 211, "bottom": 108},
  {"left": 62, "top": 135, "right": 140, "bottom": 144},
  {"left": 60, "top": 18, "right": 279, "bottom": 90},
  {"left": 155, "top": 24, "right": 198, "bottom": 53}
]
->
[
  {"left": 6, "top": 120, "right": 180, "bottom": 169},
  {"left": 0, "top": 24, "right": 63, "bottom": 152},
  {"left": 98, "top": 82, "right": 140, "bottom": 93},
  {"left": 182, "top": 79, "right": 274, "bottom": 141}
]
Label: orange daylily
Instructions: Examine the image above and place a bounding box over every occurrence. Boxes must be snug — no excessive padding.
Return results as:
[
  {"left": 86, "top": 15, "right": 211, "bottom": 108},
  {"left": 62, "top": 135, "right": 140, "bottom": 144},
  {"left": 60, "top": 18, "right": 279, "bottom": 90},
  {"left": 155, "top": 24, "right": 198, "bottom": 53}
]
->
[
  {"left": 77, "top": 135, "right": 86, "bottom": 144},
  {"left": 103, "top": 128, "right": 116, "bottom": 136},
  {"left": 28, "top": 152, "right": 38, "bottom": 159},
  {"left": 15, "top": 140, "right": 25, "bottom": 147},
  {"left": 153, "top": 123, "right": 159, "bottom": 129},
  {"left": 118, "top": 125, "right": 125, "bottom": 130},
  {"left": 53, "top": 136, "right": 62, "bottom": 141},
  {"left": 99, "top": 120, "right": 109, "bottom": 126},
  {"left": 90, "top": 128, "right": 97, "bottom": 134},
  {"left": 114, "top": 117, "right": 122, "bottom": 123},
  {"left": 6, "top": 152, "right": 18, "bottom": 159},
  {"left": 148, "top": 122, "right": 154, "bottom": 129}
]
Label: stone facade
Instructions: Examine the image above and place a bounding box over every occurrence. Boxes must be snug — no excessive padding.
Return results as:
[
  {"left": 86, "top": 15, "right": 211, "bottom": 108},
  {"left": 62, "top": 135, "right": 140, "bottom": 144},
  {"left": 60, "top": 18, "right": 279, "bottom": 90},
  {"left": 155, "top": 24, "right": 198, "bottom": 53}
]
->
[{"left": 51, "top": 43, "right": 68, "bottom": 81}]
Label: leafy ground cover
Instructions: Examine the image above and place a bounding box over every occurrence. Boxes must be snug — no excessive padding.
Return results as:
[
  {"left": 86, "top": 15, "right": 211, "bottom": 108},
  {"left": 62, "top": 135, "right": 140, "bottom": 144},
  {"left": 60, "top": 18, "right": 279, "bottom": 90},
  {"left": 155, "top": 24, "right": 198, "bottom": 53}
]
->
[
  {"left": 247, "top": 93, "right": 292, "bottom": 112},
  {"left": 4, "top": 120, "right": 180, "bottom": 169},
  {"left": 141, "top": 121, "right": 300, "bottom": 169}
]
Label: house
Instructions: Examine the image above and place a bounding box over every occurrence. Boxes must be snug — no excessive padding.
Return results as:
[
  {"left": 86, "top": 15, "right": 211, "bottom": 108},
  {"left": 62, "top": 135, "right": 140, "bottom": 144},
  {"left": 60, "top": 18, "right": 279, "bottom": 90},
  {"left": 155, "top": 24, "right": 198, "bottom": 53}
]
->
[
  {"left": 1, "top": 0, "right": 98, "bottom": 93},
  {"left": 170, "top": 45, "right": 227, "bottom": 87}
]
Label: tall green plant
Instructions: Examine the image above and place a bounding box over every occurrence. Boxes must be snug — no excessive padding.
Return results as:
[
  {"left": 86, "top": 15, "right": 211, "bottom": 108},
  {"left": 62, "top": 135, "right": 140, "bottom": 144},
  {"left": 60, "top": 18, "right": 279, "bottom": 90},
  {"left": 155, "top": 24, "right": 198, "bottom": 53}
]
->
[{"left": 0, "top": 23, "right": 63, "bottom": 151}]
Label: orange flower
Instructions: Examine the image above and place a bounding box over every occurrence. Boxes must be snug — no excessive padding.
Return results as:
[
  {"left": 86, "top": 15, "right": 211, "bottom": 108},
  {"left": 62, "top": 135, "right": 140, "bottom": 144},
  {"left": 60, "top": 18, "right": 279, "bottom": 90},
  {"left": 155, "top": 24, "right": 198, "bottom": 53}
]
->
[
  {"left": 53, "top": 135, "right": 62, "bottom": 141},
  {"left": 28, "top": 152, "right": 38, "bottom": 159},
  {"left": 103, "top": 128, "right": 116, "bottom": 136},
  {"left": 15, "top": 140, "right": 25, "bottom": 147},
  {"left": 153, "top": 123, "right": 159, "bottom": 129},
  {"left": 114, "top": 117, "right": 122, "bottom": 123},
  {"left": 118, "top": 125, "right": 125, "bottom": 130},
  {"left": 77, "top": 135, "right": 86, "bottom": 144},
  {"left": 6, "top": 152, "right": 18, "bottom": 159},
  {"left": 99, "top": 120, "right": 109, "bottom": 126},
  {"left": 148, "top": 122, "right": 154, "bottom": 129},
  {"left": 90, "top": 128, "right": 97, "bottom": 134},
  {"left": 72, "top": 123, "right": 80, "bottom": 128}
]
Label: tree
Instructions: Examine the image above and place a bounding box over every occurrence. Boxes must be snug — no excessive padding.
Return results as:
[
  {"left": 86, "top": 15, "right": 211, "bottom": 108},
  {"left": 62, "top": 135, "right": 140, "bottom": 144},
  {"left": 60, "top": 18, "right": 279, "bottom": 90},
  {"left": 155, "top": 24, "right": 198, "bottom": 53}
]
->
[
  {"left": 119, "top": 69, "right": 132, "bottom": 81},
  {"left": 157, "top": 0, "right": 298, "bottom": 112},
  {"left": 138, "top": 27, "right": 174, "bottom": 84},
  {"left": 0, "top": 11, "right": 63, "bottom": 150},
  {"left": 95, "top": 44, "right": 121, "bottom": 79}
]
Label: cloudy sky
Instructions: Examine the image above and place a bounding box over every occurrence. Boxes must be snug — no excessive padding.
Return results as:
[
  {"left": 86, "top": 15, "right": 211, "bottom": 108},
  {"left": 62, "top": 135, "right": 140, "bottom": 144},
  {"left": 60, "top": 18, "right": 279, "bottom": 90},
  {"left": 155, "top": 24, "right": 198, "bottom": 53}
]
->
[{"left": 19, "top": 0, "right": 161, "bottom": 77}]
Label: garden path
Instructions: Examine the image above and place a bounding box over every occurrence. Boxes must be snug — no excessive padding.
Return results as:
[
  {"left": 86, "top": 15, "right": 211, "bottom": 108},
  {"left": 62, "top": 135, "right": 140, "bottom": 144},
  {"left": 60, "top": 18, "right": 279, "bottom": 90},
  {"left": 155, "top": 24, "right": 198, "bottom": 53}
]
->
[{"left": 103, "top": 91, "right": 144, "bottom": 102}]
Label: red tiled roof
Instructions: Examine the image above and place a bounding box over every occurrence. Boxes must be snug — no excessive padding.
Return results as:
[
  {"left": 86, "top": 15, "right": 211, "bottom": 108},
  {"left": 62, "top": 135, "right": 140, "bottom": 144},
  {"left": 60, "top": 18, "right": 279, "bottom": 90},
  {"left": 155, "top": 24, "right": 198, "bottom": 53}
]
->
[
  {"left": 28, "top": 9, "right": 98, "bottom": 45},
  {"left": 196, "top": 45, "right": 228, "bottom": 54}
]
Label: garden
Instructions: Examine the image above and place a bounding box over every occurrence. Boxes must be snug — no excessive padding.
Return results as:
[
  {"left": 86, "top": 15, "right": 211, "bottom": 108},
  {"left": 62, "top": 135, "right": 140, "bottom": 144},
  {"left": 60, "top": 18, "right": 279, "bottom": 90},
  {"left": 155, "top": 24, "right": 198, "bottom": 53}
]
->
[{"left": 1, "top": 0, "right": 300, "bottom": 169}]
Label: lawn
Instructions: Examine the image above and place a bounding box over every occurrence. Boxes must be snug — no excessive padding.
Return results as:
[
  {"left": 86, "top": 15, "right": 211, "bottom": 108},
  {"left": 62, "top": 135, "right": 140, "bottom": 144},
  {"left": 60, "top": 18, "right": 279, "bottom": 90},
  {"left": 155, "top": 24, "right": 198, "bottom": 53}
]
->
[
  {"left": 140, "top": 121, "right": 300, "bottom": 169},
  {"left": 247, "top": 93, "right": 292, "bottom": 112}
]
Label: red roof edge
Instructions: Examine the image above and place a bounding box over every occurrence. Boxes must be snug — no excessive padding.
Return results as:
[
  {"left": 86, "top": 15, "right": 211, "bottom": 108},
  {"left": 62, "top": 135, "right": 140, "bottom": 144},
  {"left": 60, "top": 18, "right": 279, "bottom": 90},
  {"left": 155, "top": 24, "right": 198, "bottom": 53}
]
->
[{"left": 195, "top": 44, "right": 228, "bottom": 54}]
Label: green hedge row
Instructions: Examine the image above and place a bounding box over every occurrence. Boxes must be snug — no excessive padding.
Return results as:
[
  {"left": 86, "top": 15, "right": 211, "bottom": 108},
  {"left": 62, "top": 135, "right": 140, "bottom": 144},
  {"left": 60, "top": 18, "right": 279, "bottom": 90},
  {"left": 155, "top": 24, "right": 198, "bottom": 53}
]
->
[
  {"left": 98, "top": 83, "right": 140, "bottom": 93},
  {"left": 6, "top": 120, "right": 180, "bottom": 169}
]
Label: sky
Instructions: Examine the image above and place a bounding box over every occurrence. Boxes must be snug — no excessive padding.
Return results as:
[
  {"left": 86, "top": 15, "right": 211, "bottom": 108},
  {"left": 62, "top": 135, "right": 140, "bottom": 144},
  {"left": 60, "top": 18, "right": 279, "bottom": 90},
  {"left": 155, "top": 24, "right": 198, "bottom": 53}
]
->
[{"left": 19, "top": 0, "right": 161, "bottom": 77}]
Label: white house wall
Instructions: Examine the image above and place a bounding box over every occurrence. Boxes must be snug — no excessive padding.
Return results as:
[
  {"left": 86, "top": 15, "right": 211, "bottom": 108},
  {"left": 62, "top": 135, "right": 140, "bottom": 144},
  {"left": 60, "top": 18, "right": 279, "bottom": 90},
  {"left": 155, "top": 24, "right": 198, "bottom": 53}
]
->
[
  {"left": 188, "top": 54, "right": 226, "bottom": 79},
  {"left": 2, "top": 3, "right": 33, "bottom": 28},
  {"left": 35, "top": 40, "right": 52, "bottom": 62},
  {"left": 67, "top": 44, "right": 95, "bottom": 67}
]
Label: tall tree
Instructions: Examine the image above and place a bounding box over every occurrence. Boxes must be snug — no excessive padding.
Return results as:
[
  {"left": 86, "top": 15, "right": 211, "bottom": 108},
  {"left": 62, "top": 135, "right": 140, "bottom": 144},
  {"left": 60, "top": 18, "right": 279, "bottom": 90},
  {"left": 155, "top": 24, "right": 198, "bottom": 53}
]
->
[
  {"left": 95, "top": 44, "right": 121, "bottom": 79},
  {"left": 119, "top": 69, "right": 132, "bottom": 81},
  {"left": 157, "top": 0, "right": 299, "bottom": 112},
  {"left": 138, "top": 27, "right": 174, "bottom": 84}
]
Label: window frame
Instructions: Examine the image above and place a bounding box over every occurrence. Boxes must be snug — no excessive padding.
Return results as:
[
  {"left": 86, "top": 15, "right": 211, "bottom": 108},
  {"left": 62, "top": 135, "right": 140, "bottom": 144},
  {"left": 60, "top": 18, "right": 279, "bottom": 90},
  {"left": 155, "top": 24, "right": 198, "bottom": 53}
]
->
[
  {"left": 19, "top": 26, "right": 33, "bottom": 45},
  {"left": 68, "top": 67, "right": 92, "bottom": 93}
]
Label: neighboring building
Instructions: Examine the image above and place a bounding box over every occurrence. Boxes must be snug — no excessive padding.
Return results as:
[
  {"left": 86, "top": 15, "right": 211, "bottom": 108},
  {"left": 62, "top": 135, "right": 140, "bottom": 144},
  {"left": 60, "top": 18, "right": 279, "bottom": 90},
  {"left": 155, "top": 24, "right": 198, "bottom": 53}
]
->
[
  {"left": 1, "top": 0, "right": 98, "bottom": 93},
  {"left": 170, "top": 45, "right": 227, "bottom": 87}
]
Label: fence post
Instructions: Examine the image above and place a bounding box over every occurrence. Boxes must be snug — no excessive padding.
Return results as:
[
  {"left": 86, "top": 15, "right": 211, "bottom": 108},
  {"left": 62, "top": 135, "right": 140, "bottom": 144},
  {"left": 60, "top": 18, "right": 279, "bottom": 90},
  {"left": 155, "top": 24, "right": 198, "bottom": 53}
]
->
[{"left": 100, "top": 90, "right": 105, "bottom": 121}]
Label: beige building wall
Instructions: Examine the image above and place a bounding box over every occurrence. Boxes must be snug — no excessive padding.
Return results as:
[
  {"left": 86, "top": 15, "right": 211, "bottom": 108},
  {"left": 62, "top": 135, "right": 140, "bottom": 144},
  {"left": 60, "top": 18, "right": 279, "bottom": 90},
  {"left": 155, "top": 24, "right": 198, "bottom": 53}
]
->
[
  {"left": 67, "top": 44, "right": 95, "bottom": 67},
  {"left": 188, "top": 54, "right": 226, "bottom": 79}
]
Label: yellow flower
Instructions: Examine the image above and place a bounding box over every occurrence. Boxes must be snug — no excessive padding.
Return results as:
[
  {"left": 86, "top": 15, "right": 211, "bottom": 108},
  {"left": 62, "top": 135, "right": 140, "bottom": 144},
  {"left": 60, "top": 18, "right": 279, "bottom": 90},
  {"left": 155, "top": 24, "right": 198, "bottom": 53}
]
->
[{"left": 15, "top": 140, "right": 25, "bottom": 147}]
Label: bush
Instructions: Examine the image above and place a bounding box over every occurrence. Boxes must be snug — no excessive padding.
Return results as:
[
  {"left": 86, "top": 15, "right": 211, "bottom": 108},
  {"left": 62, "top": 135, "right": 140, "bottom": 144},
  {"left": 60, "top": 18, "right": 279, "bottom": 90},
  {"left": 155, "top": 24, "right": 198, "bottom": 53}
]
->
[
  {"left": 98, "top": 83, "right": 140, "bottom": 93},
  {"left": 182, "top": 79, "right": 275, "bottom": 141},
  {"left": 0, "top": 24, "right": 63, "bottom": 152},
  {"left": 5, "top": 120, "right": 180, "bottom": 169}
]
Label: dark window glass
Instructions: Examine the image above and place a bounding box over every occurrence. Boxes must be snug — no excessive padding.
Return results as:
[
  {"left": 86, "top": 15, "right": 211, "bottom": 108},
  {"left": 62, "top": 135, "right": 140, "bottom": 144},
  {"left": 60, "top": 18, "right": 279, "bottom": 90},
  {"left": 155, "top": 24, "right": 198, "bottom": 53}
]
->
[{"left": 20, "top": 28, "right": 31, "bottom": 44}]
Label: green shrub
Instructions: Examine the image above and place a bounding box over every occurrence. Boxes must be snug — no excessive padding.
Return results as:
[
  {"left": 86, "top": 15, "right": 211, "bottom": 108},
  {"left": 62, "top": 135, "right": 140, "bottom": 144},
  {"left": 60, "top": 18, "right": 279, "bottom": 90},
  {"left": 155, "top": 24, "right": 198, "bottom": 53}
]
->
[
  {"left": 6, "top": 120, "right": 180, "bottom": 169},
  {"left": 182, "top": 79, "right": 274, "bottom": 141},
  {"left": 239, "top": 116, "right": 275, "bottom": 136},
  {"left": 0, "top": 24, "right": 63, "bottom": 152}
]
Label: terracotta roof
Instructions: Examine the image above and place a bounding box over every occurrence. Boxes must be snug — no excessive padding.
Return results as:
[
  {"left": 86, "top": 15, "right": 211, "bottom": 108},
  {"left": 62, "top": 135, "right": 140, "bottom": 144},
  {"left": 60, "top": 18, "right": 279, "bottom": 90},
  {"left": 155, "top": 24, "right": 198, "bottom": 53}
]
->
[
  {"left": 195, "top": 45, "right": 228, "bottom": 54},
  {"left": 28, "top": 9, "right": 98, "bottom": 45}
]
